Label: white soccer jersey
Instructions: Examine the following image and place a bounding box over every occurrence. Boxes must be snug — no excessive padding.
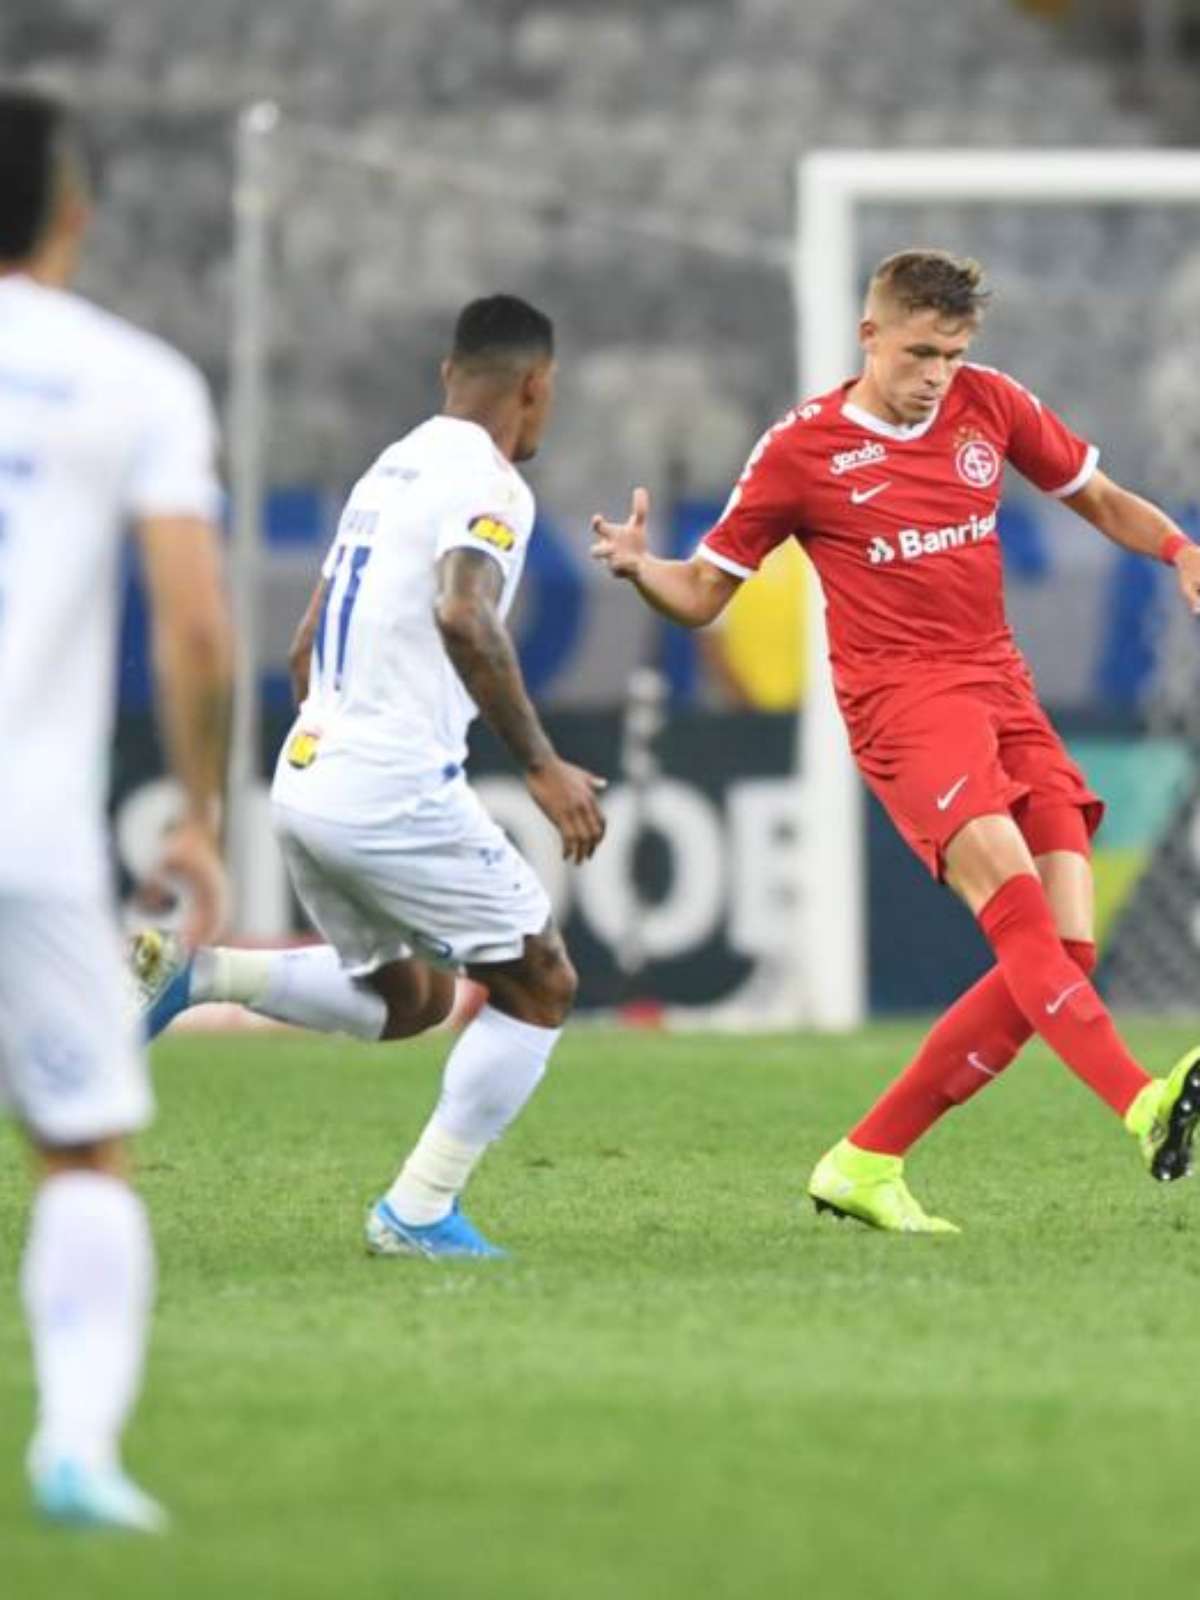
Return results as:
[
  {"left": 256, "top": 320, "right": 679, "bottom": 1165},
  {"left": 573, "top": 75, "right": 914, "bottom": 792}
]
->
[
  {"left": 0, "top": 275, "right": 221, "bottom": 895},
  {"left": 272, "top": 415, "right": 536, "bottom": 822}
]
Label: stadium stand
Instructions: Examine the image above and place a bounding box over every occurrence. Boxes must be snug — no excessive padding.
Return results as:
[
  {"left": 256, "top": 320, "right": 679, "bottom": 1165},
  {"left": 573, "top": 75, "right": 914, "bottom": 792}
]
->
[{"left": 3, "top": 0, "right": 1196, "bottom": 713}]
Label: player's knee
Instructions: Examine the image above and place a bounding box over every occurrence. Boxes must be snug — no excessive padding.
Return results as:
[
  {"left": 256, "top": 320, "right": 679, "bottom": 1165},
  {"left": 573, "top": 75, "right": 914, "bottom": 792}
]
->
[
  {"left": 381, "top": 1006, "right": 425, "bottom": 1041},
  {"left": 382, "top": 974, "right": 455, "bottom": 1040},
  {"left": 418, "top": 974, "right": 457, "bottom": 1032},
  {"left": 375, "top": 964, "right": 452, "bottom": 1040},
  {"left": 35, "top": 1137, "right": 127, "bottom": 1179}
]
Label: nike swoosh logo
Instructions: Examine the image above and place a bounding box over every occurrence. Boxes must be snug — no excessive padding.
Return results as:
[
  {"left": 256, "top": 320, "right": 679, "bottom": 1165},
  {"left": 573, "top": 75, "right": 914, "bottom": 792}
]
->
[
  {"left": 850, "top": 482, "right": 890, "bottom": 505},
  {"left": 966, "top": 1051, "right": 996, "bottom": 1079},
  {"left": 1045, "top": 980, "right": 1086, "bottom": 1016},
  {"left": 936, "top": 775, "right": 968, "bottom": 811}
]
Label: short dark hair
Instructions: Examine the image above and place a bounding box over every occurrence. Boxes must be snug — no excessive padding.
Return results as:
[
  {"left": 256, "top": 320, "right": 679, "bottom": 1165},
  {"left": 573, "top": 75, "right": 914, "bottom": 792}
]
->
[
  {"left": 0, "top": 84, "right": 82, "bottom": 262},
  {"left": 450, "top": 294, "right": 554, "bottom": 371},
  {"left": 869, "top": 249, "right": 990, "bottom": 322}
]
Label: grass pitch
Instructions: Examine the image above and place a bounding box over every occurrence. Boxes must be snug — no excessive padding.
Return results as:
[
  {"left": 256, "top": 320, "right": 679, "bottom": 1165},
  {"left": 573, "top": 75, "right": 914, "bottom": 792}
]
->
[{"left": 4, "top": 1020, "right": 1200, "bottom": 1599}]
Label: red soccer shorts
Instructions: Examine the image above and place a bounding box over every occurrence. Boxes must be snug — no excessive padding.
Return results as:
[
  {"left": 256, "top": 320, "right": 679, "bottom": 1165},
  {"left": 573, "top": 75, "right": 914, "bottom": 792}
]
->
[{"left": 853, "top": 673, "right": 1103, "bottom": 880}]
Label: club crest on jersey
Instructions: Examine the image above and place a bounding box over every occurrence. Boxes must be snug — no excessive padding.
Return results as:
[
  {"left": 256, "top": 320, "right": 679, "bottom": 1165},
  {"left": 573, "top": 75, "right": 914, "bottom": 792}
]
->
[
  {"left": 955, "top": 438, "right": 1001, "bottom": 488},
  {"left": 468, "top": 514, "right": 516, "bottom": 552},
  {"left": 830, "top": 440, "right": 887, "bottom": 477},
  {"left": 286, "top": 730, "right": 320, "bottom": 769}
]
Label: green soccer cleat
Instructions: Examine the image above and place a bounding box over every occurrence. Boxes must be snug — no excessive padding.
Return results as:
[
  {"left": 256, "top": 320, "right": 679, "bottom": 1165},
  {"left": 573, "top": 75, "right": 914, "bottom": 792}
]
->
[
  {"left": 808, "top": 1139, "right": 961, "bottom": 1234},
  {"left": 1124, "top": 1047, "right": 1200, "bottom": 1182}
]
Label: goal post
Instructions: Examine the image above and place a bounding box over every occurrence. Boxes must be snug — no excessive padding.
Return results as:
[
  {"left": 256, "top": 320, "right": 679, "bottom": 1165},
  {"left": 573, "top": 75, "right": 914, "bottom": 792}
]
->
[
  {"left": 226, "top": 101, "right": 279, "bottom": 934},
  {"left": 794, "top": 148, "right": 1200, "bottom": 1032}
]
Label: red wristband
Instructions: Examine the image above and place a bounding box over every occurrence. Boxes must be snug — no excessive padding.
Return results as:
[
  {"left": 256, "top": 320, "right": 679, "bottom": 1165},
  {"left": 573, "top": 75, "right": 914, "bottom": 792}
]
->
[{"left": 1161, "top": 532, "right": 1190, "bottom": 565}]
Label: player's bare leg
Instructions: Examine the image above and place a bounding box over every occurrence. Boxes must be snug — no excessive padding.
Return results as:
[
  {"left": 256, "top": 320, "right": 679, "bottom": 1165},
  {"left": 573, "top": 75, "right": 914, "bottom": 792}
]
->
[
  {"left": 366, "top": 922, "right": 576, "bottom": 1260},
  {"left": 133, "top": 935, "right": 453, "bottom": 1043},
  {"left": 24, "top": 1134, "right": 164, "bottom": 1532},
  {"left": 365, "top": 960, "right": 457, "bottom": 1039}
]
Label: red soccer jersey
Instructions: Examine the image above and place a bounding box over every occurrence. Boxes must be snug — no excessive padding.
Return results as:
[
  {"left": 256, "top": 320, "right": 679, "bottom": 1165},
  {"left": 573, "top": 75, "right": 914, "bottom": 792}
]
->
[{"left": 699, "top": 364, "right": 1097, "bottom": 740}]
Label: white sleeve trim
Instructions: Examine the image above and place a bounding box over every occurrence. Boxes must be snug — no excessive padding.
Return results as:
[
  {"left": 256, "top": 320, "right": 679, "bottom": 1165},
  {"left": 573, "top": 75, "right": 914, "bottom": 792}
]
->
[
  {"left": 437, "top": 534, "right": 511, "bottom": 574},
  {"left": 1047, "top": 444, "right": 1100, "bottom": 500},
  {"left": 697, "top": 542, "right": 754, "bottom": 580}
]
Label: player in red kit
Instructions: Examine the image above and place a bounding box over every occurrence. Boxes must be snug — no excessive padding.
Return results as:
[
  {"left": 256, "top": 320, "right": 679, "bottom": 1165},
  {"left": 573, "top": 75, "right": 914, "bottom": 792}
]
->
[{"left": 591, "top": 249, "right": 1200, "bottom": 1232}]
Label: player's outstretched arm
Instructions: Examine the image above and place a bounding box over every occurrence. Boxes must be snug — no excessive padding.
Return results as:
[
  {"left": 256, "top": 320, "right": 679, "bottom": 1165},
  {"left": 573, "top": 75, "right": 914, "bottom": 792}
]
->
[
  {"left": 435, "top": 549, "right": 606, "bottom": 863},
  {"left": 136, "top": 513, "right": 234, "bottom": 942},
  {"left": 1064, "top": 469, "right": 1200, "bottom": 615},
  {"left": 591, "top": 487, "right": 739, "bottom": 627}
]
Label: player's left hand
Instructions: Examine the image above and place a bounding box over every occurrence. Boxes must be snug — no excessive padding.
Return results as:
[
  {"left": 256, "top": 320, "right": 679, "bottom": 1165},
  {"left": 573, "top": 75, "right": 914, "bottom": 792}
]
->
[
  {"left": 1174, "top": 544, "right": 1200, "bottom": 616},
  {"left": 590, "top": 487, "right": 650, "bottom": 580},
  {"left": 143, "top": 818, "right": 229, "bottom": 947}
]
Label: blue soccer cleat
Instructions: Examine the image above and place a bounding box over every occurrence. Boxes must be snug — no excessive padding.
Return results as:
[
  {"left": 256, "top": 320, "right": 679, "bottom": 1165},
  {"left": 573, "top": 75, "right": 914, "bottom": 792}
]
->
[
  {"left": 364, "top": 1196, "right": 507, "bottom": 1260},
  {"left": 32, "top": 1458, "right": 168, "bottom": 1533},
  {"left": 127, "top": 929, "right": 195, "bottom": 1041}
]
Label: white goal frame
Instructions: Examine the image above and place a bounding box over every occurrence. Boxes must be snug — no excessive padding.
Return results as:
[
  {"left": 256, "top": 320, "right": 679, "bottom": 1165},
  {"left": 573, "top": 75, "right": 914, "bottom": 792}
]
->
[{"left": 794, "top": 149, "right": 1200, "bottom": 1031}]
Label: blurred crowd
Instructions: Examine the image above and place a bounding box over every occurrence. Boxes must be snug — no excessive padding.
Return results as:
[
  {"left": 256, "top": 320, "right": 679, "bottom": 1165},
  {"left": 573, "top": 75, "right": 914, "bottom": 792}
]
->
[{"left": 6, "top": 0, "right": 1200, "bottom": 712}]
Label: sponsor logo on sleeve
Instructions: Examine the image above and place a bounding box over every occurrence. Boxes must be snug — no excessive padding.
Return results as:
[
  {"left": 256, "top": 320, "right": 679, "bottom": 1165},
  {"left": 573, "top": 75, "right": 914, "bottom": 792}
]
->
[{"left": 468, "top": 514, "right": 517, "bottom": 552}]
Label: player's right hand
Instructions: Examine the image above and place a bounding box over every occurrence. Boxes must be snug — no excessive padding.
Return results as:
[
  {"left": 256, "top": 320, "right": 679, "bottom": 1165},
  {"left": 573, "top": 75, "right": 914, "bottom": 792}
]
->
[
  {"left": 526, "top": 758, "right": 608, "bottom": 863},
  {"left": 144, "top": 818, "right": 230, "bottom": 947},
  {"left": 590, "top": 487, "right": 650, "bottom": 580}
]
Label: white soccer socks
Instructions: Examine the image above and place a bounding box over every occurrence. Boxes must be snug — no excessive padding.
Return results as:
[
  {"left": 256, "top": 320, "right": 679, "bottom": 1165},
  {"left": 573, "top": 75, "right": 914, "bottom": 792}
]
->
[
  {"left": 435, "top": 1005, "right": 562, "bottom": 1146},
  {"left": 193, "top": 945, "right": 387, "bottom": 1041},
  {"left": 385, "top": 1124, "right": 482, "bottom": 1225},
  {"left": 21, "top": 1171, "right": 154, "bottom": 1477},
  {"left": 385, "top": 1004, "right": 561, "bottom": 1224}
]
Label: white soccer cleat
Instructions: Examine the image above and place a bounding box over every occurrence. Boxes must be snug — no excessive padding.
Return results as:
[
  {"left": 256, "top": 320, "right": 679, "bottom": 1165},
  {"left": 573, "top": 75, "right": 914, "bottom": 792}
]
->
[
  {"left": 125, "top": 928, "right": 194, "bottom": 1039},
  {"left": 31, "top": 1457, "right": 169, "bottom": 1533}
]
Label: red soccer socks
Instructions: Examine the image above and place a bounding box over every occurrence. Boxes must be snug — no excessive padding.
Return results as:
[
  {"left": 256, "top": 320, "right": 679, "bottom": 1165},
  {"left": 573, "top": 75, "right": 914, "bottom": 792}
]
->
[
  {"left": 850, "top": 939, "right": 1096, "bottom": 1157},
  {"left": 977, "top": 874, "right": 1147, "bottom": 1117},
  {"left": 850, "top": 967, "right": 1026, "bottom": 1155}
]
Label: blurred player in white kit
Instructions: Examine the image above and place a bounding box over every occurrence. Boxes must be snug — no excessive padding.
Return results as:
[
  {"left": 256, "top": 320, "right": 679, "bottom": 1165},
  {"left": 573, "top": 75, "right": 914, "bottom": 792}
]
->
[
  {"left": 137, "top": 294, "right": 606, "bottom": 1259},
  {"left": 0, "top": 86, "right": 232, "bottom": 1528}
]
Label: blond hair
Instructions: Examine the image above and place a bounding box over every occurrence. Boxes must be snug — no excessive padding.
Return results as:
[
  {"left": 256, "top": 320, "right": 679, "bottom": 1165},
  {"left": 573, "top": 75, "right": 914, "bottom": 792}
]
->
[{"left": 868, "top": 249, "right": 990, "bottom": 322}]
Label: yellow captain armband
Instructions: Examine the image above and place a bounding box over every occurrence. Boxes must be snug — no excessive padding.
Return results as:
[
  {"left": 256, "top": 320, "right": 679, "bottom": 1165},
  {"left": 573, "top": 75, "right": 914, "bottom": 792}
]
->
[{"left": 467, "top": 514, "right": 516, "bottom": 553}]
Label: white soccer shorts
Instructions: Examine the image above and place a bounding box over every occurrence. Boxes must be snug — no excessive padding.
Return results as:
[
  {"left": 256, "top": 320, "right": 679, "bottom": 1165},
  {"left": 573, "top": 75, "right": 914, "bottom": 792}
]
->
[
  {"left": 0, "top": 894, "right": 153, "bottom": 1146},
  {"left": 273, "top": 778, "right": 552, "bottom": 975}
]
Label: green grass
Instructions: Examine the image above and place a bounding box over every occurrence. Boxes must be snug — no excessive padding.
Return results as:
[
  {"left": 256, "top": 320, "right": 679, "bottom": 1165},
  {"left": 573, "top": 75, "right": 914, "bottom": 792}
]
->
[{"left": 4, "top": 1020, "right": 1200, "bottom": 1599}]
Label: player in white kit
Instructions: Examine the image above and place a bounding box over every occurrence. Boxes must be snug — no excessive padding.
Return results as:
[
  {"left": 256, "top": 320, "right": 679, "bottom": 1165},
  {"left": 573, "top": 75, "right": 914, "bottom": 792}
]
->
[
  {"left": 0, "top": 88, "right": 232, "bottom": 1528},
  {"left": 138, "top": 295, "right": 605, "bottom": 1258}
]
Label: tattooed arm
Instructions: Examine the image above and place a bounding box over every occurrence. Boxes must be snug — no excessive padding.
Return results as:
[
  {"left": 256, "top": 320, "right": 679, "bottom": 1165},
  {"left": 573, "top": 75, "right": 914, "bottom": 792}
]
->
[{"left": 434, "top": 549, "right": 605, "bottom": 862}]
